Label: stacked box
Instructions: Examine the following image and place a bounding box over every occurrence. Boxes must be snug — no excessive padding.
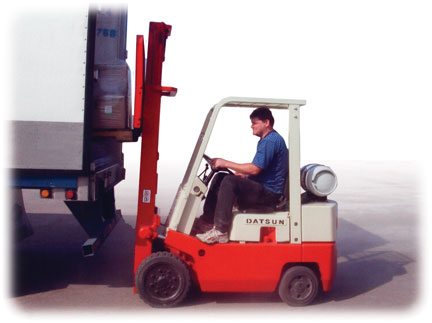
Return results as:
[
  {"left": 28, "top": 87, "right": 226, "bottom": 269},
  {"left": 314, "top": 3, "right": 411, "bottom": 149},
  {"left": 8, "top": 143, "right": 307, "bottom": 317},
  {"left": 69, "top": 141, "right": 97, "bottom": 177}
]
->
[
  {"left": 92, "top": 64, "right": 131, "bottom": 130},
  {"left": 93, "top": 95, "right": 126, "bottom": 129},
  {"left": 92, "top": 6, "right": 131, "bottom": 131}
]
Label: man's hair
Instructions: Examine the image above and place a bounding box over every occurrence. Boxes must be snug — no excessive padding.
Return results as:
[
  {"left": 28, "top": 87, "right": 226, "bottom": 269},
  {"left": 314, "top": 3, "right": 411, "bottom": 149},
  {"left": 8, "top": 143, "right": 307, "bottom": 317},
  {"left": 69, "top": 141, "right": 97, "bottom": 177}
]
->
[{"left": 250, "top": 107, "right": 274, "bottom": 127}]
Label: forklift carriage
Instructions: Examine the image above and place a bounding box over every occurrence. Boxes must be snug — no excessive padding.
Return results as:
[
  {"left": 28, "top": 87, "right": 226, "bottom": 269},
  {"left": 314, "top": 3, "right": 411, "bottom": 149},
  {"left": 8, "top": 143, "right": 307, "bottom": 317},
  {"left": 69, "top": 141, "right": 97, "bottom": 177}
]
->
[{"left": 132, "top": 23, "right": 337, "bottom": 308}]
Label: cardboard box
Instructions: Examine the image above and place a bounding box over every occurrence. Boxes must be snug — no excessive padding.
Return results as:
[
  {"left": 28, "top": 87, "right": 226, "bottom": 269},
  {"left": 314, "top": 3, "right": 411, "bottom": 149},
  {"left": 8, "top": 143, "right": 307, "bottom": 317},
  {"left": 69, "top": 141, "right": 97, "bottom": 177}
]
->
[
  {"left": 92, "top": 64, "right": 132, "bottom": 130},
  {"left": 93, "top": 95, "right": 128, "bottom": 130},
  {"left": 93, "top": 64, "right": 129, "bottom": 97}
]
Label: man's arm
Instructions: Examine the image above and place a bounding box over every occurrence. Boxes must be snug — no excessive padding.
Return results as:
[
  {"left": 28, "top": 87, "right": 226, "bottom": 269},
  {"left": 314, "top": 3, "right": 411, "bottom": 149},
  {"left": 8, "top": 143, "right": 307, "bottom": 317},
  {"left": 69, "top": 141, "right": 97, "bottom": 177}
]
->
[{"left": 211, "top": 158, "right": 261, "bottom": 176}]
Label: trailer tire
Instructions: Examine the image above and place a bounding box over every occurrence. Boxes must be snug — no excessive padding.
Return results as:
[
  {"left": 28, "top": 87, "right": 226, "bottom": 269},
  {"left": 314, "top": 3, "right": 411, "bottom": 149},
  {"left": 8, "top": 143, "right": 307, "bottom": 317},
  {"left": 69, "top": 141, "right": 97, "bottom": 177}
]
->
[
  {"left": 135, "top": 251, "right": 190, "bottom": 308},
  {"left": 278, "top": 266, "right": 319, "bottom": 306}
]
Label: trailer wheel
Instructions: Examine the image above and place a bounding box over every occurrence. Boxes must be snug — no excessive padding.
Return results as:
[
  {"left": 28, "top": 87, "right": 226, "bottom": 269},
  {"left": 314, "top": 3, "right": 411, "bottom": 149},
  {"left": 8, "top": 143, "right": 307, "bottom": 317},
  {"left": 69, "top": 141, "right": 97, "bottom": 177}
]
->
[
  {"left": 135, "top": 252, "right": 190, "bottom": 308},
  {"left": 278, "top": 266, "right": 319, "bottom": 306}
]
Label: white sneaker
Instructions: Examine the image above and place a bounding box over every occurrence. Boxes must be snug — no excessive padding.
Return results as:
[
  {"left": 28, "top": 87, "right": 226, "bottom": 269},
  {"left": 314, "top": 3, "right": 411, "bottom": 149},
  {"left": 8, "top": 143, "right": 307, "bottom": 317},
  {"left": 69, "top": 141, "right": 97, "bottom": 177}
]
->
[{"left": 196, "top": 227, "right": 229, "bottom": 244}]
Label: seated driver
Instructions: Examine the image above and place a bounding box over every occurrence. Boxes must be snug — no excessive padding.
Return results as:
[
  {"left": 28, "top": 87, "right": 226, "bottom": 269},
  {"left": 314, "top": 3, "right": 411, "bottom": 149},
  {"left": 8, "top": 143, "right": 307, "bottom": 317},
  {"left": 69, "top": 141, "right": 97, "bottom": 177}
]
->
[{"left": 195, "top": 107, "right": 288, "bottom": 244}]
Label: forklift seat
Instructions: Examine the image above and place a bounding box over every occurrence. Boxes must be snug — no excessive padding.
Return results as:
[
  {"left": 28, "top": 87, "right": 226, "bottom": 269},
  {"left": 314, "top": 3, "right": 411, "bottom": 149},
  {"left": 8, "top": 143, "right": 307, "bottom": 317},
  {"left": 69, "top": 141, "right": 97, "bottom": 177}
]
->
[
  {"left": 237, "top": 174, "right": 289, "bottom": 214},
  {"left": 229, "top": 175, "right": 290, "bottom": 242},
  {"left": 236, "top": 195, "right": 288, "bottom": 214}
]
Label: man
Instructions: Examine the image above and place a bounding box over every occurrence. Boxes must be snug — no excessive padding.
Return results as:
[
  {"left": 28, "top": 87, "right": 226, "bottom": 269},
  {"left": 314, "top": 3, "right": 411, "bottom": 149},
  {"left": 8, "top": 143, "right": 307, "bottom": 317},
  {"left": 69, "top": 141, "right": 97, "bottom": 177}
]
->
[{"left": 196, "top": 107, "right": 288, "bottom": 244}]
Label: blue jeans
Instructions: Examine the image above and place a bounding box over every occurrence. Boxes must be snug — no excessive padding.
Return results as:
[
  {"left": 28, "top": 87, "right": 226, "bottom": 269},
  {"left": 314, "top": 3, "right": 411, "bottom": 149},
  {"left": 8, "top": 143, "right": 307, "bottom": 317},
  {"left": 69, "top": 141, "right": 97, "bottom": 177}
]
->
[{"left": 201, "top": 173, "right": 281, "bottom": 232}]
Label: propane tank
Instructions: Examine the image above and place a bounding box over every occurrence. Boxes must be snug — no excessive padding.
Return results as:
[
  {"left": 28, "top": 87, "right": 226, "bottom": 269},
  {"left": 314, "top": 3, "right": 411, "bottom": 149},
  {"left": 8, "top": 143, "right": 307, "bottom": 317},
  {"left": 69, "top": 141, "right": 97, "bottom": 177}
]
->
[{"left": 301, "top": 164, "right": 338, "bottom": 197}]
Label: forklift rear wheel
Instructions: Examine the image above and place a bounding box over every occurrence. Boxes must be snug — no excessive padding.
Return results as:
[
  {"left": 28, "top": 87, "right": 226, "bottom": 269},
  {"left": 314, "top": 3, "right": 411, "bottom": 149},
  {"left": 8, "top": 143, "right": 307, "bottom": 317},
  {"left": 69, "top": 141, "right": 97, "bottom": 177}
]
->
[
  {"left": 135, "top": 252, "right": 191, "bottom": 308},
  {"left": 278, "top": 266, "right": 319, "bottom": 306}
]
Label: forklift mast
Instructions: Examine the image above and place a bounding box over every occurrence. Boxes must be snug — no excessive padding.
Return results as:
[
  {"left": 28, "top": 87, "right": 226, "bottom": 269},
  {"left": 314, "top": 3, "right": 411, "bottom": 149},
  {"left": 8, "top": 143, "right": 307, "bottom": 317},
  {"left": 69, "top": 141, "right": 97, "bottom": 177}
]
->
[{"left": 133, "top": 22, "right": 176, "bottom": 273}]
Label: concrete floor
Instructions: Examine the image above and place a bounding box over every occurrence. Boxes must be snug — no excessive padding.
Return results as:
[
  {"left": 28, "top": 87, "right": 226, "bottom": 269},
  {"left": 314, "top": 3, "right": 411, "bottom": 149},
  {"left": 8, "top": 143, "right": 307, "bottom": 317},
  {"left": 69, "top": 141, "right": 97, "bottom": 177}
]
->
[{"left": 5, "top": 161, "right": 427, "bottom": 320}]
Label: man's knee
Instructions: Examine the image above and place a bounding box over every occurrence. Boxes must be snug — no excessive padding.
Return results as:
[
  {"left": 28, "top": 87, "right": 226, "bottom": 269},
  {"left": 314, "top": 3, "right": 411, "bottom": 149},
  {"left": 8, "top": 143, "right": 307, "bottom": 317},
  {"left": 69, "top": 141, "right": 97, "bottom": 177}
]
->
[
  {"left": 214, "top": 172, "right": 229, "bottom": 182},
  {"left": 209, "top": 172, "right": 229, "bottom": 192},
  {"left": 220, "top": 174, "right": 240, "bottom": 190}
]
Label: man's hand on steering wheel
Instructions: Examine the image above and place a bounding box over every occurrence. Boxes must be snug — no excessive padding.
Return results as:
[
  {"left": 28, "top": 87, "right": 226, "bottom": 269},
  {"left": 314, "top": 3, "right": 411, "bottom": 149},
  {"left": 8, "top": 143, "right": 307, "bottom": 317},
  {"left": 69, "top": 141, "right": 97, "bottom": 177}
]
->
[
  {"left": 203, "top": 154, "right": 234, "bottom": 175},
  {"left": 211, "top": 158, "right": 227, "bottom": 169}
]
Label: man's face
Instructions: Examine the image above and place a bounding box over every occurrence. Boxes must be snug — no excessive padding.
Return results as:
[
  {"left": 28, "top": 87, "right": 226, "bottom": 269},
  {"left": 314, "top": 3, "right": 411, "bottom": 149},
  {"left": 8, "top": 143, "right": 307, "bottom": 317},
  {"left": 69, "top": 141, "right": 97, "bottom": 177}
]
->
[{"left": 251, "top": 117, "right": 269, "bottom": 138}]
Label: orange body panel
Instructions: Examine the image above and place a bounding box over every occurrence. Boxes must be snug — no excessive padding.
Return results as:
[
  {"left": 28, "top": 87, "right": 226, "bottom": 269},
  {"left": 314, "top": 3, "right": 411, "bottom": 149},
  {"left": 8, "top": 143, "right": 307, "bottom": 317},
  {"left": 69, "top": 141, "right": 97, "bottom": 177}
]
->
[
  {"left": 164, "top": 230, "right": 336, "bottom": 292},
  {"left": 302, "top": 242, "right": 337, "bottom": 291}
]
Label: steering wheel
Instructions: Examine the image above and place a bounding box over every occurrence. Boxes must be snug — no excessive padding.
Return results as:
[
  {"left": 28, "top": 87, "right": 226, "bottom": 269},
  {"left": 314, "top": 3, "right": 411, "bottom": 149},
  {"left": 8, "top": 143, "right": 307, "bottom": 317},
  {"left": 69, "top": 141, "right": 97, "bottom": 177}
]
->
[{"left": 203, "top": 154, "right": 234, "bottom": 175}]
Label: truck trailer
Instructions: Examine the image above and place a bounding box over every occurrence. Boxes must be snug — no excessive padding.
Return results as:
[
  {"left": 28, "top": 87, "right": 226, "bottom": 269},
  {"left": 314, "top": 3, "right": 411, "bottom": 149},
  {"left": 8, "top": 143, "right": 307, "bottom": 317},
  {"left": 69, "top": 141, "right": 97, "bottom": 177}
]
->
[{"left": 9, "top": 5, "right": 135, "bottom": 256}]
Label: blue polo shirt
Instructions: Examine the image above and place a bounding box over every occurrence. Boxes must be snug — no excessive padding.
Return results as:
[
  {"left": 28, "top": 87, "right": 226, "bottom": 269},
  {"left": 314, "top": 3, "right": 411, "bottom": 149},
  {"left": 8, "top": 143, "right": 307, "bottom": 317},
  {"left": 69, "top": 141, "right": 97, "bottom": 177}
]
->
[{"left": 249, "top": 130, "right": 288, "bottom": 194}]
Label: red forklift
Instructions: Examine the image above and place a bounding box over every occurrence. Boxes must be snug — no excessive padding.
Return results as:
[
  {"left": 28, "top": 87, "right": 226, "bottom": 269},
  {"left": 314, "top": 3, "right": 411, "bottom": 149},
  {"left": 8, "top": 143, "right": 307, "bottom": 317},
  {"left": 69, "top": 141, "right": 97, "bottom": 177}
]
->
[{"left": 132, "top": 22, "right": 338, "bottom": 307}]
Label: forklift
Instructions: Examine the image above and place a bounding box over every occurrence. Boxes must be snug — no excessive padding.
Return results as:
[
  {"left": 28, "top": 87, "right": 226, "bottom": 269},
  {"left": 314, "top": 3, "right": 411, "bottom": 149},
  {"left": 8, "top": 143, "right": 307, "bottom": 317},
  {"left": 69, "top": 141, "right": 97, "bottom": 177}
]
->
[{"left": 132, "top": 22, "right": 338, "bottom": 307}]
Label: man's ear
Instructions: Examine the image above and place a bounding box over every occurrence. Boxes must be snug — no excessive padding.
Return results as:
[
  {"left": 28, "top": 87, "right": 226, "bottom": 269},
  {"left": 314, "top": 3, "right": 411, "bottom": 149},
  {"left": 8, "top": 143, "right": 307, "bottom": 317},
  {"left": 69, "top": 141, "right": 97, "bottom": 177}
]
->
[{"left": 264, "top": 119, "right": 271, "bottom": 127}]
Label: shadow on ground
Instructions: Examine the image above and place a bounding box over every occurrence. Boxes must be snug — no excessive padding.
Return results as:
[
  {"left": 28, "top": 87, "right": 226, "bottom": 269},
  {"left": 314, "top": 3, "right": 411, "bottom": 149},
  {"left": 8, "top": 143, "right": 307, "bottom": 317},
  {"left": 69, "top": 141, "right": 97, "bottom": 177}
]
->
[{"left": 12, "top": 213, "right": 136, "bottom": 297}]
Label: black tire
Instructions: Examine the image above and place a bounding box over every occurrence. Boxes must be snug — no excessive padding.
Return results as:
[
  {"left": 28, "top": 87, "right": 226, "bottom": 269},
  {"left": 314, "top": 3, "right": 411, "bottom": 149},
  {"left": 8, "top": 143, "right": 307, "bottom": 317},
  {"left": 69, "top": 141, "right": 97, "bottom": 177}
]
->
[
  {"left": 278, "top": 266, "right": 319, "bottom": 306},
  {"left": 135, "top": 252, "right": 191, "bottom": 308}
]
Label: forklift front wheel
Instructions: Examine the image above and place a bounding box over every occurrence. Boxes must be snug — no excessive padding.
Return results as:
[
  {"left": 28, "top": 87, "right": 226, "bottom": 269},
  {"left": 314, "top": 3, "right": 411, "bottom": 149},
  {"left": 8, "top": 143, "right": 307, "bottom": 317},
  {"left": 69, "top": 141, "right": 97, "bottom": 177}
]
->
[
  {"left": 278, "top": 266, "right": 319, "bottom": 306},
  {"left": 135, "top": 252, "right": 191, "bottom": 308}
]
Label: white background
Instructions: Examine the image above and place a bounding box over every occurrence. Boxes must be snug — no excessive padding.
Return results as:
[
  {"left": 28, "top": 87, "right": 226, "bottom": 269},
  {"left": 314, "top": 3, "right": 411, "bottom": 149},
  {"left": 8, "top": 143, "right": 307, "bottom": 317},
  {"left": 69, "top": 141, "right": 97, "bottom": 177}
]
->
[
  {"left": 121, "top": 0, "right": 432, "bottom": 221},
  {"left": 125, "top": 0, "right": 431, "bottom": 163}
]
